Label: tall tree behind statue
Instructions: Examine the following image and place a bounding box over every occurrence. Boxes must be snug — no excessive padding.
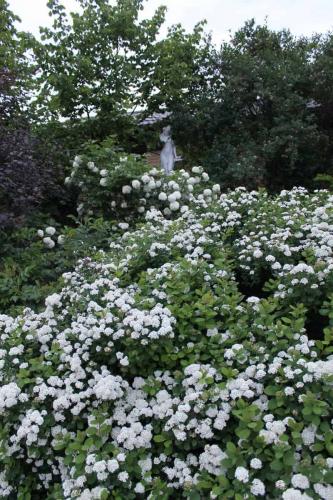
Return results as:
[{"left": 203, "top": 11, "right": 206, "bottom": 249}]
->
[
  {"left": 32, "top": 0, "right": 209, "bottom": 148},
  {"left": 170, "top": 21, "right": 333, "bottom": 192}
]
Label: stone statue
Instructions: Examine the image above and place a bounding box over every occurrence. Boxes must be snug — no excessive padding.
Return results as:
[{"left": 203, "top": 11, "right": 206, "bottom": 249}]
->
[{"left": 160, "top": 125, "right": 177, "bottom": 175}]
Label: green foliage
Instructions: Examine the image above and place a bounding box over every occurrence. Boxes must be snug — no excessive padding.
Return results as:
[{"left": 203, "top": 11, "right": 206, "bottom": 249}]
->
[
  {"left": 0, "top": 216, "right": 114, "bottom": 314},
  {"left": 315, "top": 173, "right": 333, "bottom": 190},
  {"left": 0, "top": 0, "right": 34, "bottom": 110},
  {"left": 31, "top": 0, "right": 208, "bottom": 147},
  {"left": 171, "top": 20, "right": 333, "bottom": 192}
]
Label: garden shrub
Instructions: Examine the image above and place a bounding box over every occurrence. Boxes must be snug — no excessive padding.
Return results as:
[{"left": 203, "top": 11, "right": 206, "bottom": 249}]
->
[
  {"left": 66, "top": 139, "right": 215, "bottom": 222},
  {"left": 0, "top": 67, "right": 66, "bottom": 229},
  {"left": 0, "top": 163, "right": 333, "bottom": 499},
  {"left": 0, "top": 217, "right": 115, "bottom": 315},
  {"left": 170, "top": 21, "right": 333, "bottom": 192}
]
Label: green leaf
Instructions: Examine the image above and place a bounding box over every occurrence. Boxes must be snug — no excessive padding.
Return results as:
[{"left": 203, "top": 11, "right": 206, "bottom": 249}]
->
[
  {"left": 236, "top": 428, "right": 251, "bottom": 439},
  {"left": 188, "top": 491, "right": 201, "bottom": 500},
  {"left": 154, "top": 434, "right": 167, "bottom": 443}
]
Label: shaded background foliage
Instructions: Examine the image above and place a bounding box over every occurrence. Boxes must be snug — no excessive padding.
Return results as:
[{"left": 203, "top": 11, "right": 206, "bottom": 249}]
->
[
  {"left": 0, "top": 1, "right": 67, "bottom": 228},
  {"left": 170, "top": 21, "right": 333, "bottom": 191}
]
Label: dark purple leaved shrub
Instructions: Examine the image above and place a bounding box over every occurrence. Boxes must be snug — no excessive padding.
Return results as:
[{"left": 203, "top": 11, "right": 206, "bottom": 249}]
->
[{"left": 0, "top": 68, "right": 64, "bottom": 227}]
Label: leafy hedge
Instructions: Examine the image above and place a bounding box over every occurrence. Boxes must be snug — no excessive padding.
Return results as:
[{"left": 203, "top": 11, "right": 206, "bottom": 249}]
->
[{"left": 1, "top": 163, "right": 333, "bottom": 499}]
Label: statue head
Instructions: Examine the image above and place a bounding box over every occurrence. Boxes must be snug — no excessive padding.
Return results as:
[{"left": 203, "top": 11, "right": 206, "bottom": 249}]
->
[{"left": 160, "top": 125, "right": 172, "bottom": 143}]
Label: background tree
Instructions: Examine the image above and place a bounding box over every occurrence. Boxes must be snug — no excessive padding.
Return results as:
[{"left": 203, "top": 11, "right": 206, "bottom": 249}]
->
[
  {"left": 310, "top": 31, "right": 333, "bottom": 178},
  {"left": 32, "top": 0, "right": 210, "bottom": 149},
  {"left": 171, "top": 21, "right": 332, "bottom": 191},
  {"left": 0, "top": 0, "right": 34, "bottom": 114}
]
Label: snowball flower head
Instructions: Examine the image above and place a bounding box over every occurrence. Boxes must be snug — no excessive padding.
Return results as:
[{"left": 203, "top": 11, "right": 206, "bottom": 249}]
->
[
  {"left": 251, "top": 479, "right": 265, "bottom": 496},
  {"left": 134, "top": 483, "right": 145, "bottom": 494},
  {"left": 291, "top": 474, "right": 310, "bottom": 490},
  {"left": 43, "top": 237, "right": 55, "bottom": 249},
  {"left": 118, "top": 471, "right": 129, "bottom": 482},
  {"left": 282, "top": 489, "right": 306, "bottom": 500},
  {"left": 250, "top": 458, "right": 262, "bottom": 469},
  {"left": 107, "top": 459, "right": 119, "bottom": 473},
  {"left": 132, "top": 180, "right": 141, "bottom": 189},
  {"left": 141, "top": 174, "right": 150, "bottom": 184},
  {"left": 37, "top": 229, "right": 44, "bottom": 238},
  {"left": 45, "top": 293, "right": 61, "bottom": 308},
  {"left": 122, "top": 185, "right": 132, "bottom": 194},
  {"left": 45, "top": 226, "right": 56, "bottom": 236},
  {"left": 253, "top": 249, "right": 263, "bottom": 258},
  {"left": 170, "top": 201, "right": 180, "bottom": 211},
  {"left": 158, "top": 192, "right": 167, "bottom": 201},
  {"left": 100, "top": 178, "right": 108, "bottom": 186},
  {"left": 120, "top": 356, "right": 129, "bottom": 366},
  {"left": 235, "top": 466, "right": 249, "bottom": 483}
]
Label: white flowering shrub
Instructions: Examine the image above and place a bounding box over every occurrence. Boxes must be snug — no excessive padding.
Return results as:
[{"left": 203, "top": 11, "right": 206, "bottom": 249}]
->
[
  {"left": 1, "top": 179, "right": 333, "bottom": 499},
  {"left": 66, "top": 141, "right": 215, "bottom": 222},
  {"left": 37, "top": 226, "right": 65, "bottom": 248},
  {"left": 230, "top": 188, "right": 333, "bottom": 317}
]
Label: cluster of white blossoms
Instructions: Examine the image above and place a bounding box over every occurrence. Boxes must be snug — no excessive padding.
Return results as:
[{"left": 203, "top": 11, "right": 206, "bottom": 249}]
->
[
  {"left": 231, "top": 187, "right": 333, "bottom": 301},
  {"left": 1, "top": 174, "right": 333, "bottom": 498},
  {"left": 37, "top": 226, "right": 65, "bottom": 248},
  {"left": 117, "top": 166, "right": 217, "bottom": 218},
  {"left": 65, "top": 156, "right": 119, "bottom": 186},
  {"left": 0, "top": 382, "right": 21, "bottom": 413},
  {"left": 65, "top": 152, "right": 140, "bottom": 217},
  {"left": 66, "top": 149, "right": 216, "bottom": 221}
]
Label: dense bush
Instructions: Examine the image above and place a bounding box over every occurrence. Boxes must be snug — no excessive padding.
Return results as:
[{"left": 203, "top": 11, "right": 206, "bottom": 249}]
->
[
  {"left": 171, "top": 21, "right": 333, "bottom": 192},
  {"left": 0, "top": 143, "right": 215, "bottom": 315},
  {"left": 0, "top": 217, "right": 116, "bottom": 315},
  {"left": 1, "top": 164, "right": 333, "bottom": 498},
  {"left": 0, "top": 116, "right": 65, "bottom": 228},
  {"left": 0, "top": 2, "right": 65, "bottom": 228},
  {"left": 66, "top": 139, "right": 214, "bottom": 221}
]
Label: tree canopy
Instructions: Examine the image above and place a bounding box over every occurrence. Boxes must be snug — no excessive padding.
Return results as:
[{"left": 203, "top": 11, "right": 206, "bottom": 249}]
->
[{"left": 171, "top": 20, "right": 333, "bottom": 191}]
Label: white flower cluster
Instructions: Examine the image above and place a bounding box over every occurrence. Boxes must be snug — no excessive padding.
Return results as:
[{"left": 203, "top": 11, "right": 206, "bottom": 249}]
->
[
  {"left": 0, "top": 382, "right": 21, "bottom": 414},
  {"left": 68, "top": 150, "right": 215, "bottom": 221},
  {"left": 37, "top": 226, "right": 65, "bottom": 248},
  {"left": 233, "top": 187, "right": 333, "bottom": 300},
  {"left": 1, "top": 183, "right": 333, "bottom": 498}
]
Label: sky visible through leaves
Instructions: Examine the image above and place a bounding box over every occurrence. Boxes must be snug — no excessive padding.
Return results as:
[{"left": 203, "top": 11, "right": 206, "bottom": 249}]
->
[{"left": 8, "top": 0, "right": 333, "bottom": 45}]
